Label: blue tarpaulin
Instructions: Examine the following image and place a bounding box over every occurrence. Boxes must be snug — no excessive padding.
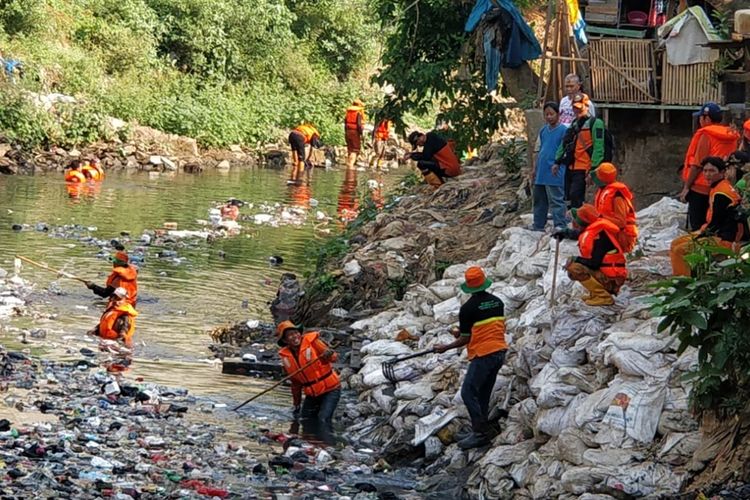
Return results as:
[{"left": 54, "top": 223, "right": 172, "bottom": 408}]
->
[{"left": 466, "top": 0, "right": 542, "bottom": 91}]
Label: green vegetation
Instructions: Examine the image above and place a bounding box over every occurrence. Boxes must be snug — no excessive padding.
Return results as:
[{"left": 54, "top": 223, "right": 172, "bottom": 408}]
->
[
  {"left": 650, "top": 242, "right": 750, "bottom": 416},
  {"left": 0, "top": 0, "right": 379, "bottom": 149}
]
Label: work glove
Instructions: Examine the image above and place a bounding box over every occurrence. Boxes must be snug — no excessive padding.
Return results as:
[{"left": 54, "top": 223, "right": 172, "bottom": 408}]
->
[
  {"left": 320, "top": 349, "right": 334, "bottom": 362},
  {"left": 292, "top": 405, "right": 301, "bottom": 419},
  {"left": 85, "top": 281, "right": 95, "bottom": 290},
  {"left": 553, "top": 228, "right": 573, "bottom": 241},
  {"left": 448, "top": 326, "right": 460, "bottom": 339}
]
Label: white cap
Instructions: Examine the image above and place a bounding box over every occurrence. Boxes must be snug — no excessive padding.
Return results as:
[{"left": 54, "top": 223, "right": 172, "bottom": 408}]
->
[{"left": 113, "top": 287, "right": 128, "bottom": 299}]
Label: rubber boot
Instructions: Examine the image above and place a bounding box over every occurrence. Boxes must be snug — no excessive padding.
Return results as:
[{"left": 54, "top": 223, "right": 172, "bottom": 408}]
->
[
  {"left": 423, "top": 171, "right": 443, "bottom": 187},
  {"left": 579, "top": 277, "right": 597, "bottom": 301},
  {"left": 581, "top": 277, "right": 614, "bottom": 306}
]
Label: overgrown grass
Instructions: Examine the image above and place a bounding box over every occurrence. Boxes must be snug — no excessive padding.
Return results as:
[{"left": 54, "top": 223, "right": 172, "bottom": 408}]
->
[{"left": 0, "top": 0, "right": 380, "bottom": 149}]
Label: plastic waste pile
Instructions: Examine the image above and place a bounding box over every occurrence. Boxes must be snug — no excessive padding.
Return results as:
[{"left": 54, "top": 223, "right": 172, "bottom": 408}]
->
[
  {"left": 343, "top": 197, "right": 703, "bottom": 498},
  {"left": 0, "top": 342, "right": 429, "bottom": 498}
]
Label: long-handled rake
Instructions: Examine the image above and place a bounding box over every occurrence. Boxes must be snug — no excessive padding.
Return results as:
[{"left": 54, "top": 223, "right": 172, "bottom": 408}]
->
[{"left": 382, "top": 349, "right": 435, "bottom": 383}]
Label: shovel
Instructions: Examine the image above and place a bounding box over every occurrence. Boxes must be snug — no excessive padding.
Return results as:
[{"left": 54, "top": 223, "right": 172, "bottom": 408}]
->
[{"left": 382, "top": 349, "right": 435, "bottom": 383}]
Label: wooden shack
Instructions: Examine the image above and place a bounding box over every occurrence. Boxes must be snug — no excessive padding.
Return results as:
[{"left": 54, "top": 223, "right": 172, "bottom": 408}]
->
[{"left": 538, "top": 0, "right": 745, "bottom": 120}]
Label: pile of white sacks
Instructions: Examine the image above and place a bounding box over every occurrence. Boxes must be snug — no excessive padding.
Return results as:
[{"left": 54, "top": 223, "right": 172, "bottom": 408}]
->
[{"left": 342, "top": 197, "right": 706, "bottom": 498}]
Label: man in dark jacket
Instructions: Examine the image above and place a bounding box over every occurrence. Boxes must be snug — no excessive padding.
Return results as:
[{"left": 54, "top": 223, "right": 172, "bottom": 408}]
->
[{"left": 404, "top": 131, "right": 462, "bottom": 187}]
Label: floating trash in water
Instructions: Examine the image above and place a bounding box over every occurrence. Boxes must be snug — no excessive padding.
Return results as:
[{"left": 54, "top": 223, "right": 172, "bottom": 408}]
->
[{"left": 268, "top": 255, "right": 284, "bottom": 266}]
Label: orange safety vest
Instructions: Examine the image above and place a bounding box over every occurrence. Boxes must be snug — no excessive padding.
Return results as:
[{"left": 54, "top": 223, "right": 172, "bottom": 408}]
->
[
  {"left": 594, "top": 182, "right": 639, "bottom": 252},
  {"left": 578, "top": 219, "right": 628, "bottom": 279},
  {"left": 573, "top": 128, "right": 594, "bottom": 171},
  {"left": 434, "top": 144, "right": 462, "bottom": 177},
  {"left": 374, "top": 120, "right": 391, "bottom": 141},
  {"left": 98, "top": 302, "right": 138, "bottom": 344},
  {"left": 682, "top": 124, "right": 740, "bottom": 195},
  {"left": 294, "top": 124, "right": 320, "bottom": 144},
  {"left": 467, "top": 317, "right": 507, "bottom": 360},
  {"left": 279, "top": 332, "right": 340, "bottom": 398},
  {"left": 106, "top": 266, "right": 139, "bottom": 306},
  {"left": 81, "top": 163, "right": 104, "bottom": 181},
  {"left": 65, "top": 170, "right": 86, "bottom": 183},
  {"left": 344, "top": 106, "right": 365, "bottom": 131},
  {"left": 702, "top": 178, "right": 742, "bottom": 239}
]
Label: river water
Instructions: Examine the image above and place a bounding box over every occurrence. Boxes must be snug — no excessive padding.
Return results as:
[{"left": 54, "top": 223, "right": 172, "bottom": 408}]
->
[{"left": 0, "top": 166, "right": 392, "bottom": 405}]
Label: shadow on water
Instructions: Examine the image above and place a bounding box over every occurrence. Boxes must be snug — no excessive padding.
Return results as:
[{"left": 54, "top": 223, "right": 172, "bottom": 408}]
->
[{"left": 0, "top": 167, "right": 399, "bottom": 407}]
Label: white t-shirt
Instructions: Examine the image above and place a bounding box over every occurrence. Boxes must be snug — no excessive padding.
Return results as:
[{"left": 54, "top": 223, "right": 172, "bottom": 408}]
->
[{"left": 559, "top": 95, "right": 597, "bottom": 126}]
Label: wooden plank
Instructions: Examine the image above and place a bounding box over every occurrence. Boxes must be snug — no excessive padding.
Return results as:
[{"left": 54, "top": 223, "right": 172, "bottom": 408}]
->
[{"left": 586, "top": 25, "right": 647, "bottom": 39}]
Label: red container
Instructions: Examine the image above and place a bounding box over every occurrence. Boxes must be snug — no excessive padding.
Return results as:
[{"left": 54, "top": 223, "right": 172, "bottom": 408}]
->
[{"left": 627, "top": 10, "right": 648, "bottom": 25}]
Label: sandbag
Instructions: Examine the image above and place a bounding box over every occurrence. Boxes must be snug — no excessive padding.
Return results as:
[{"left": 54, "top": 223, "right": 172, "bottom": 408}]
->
[
  {"left": 411, "top": 407, "right": 457, "bottom": 446},
  {"left": 599, "top": 377, "right": 667, "bottom": 444}
]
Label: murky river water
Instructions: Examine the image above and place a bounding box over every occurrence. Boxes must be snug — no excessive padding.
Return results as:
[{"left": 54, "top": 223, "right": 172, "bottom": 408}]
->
[{"left": 0, "top": 166, "right": 393, "bottom": 406}]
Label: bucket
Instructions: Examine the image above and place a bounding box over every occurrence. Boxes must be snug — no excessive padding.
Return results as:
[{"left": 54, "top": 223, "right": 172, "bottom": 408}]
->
[{"left": 627, "top": 11, "right": 648, "bottom": 25}]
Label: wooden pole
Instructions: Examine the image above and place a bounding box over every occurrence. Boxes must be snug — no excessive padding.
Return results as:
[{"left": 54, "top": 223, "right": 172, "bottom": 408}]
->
[
  {"left": 537, "top": 0, "right": 556, "bottom": 104},
  {"left": 15, "top": 255, "right": 89, "bottom": 284}
]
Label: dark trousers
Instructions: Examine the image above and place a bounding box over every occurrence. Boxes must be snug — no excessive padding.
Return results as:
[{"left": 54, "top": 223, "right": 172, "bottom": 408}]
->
[
  {"left": 565, "top": 169, "right": 587, "bottom": 209},
  {"left": 417, "top": 160, "right": 448, "bottom": 181},
  {"left": 301, "top": 387, "right": 340, "bottom": 426},
  {"left": 461, "top": 351, "right": 506, "bottom": 434},
  {"left": 686, "top": 190, "right": 710, "bottom": 231}
]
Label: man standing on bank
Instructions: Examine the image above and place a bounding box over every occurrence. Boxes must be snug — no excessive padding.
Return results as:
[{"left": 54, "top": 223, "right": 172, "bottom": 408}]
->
[
  {"left": 434, "top": 266, "right": 508, "bottom": 450},
  {"left": 276, "top": 321, "right": 341, "bottom": 435}
]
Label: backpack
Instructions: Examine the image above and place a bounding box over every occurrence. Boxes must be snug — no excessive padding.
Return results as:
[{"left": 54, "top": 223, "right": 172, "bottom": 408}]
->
[{"left": 585, "top": 116, "right": 615, "bottom": 164}]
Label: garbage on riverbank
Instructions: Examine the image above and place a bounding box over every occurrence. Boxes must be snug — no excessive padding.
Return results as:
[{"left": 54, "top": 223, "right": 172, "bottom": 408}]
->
[
  {"left": 297, "top": 143, "right": 530, "bottom": 330},
  {"left": 0, "top": 269, "right": 429, "bottom": 498},
  {"left": 334, "top": 194, "right": 730, "bottom": 498}
]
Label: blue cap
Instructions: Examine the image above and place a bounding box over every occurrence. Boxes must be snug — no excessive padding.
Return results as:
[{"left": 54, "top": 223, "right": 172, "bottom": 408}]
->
[{"left": 693, "top": 102, "right": 722, "bottom": 119}]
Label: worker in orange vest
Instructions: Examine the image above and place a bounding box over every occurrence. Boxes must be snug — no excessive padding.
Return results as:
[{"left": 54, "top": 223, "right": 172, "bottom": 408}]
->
[
  {"left": 370, "top": 119, "right": 392, "bottom": 171},
  {"left": 591, "top": 162, "right": 638, "bottom": 252},
  {"left": 86, "top": 251, "right": 139, "bottom": 307},
  {"left": 88, "top": 287, "right": 138, "bottom": 347},
  {"left": 671, "top": 157, "right": 749, "bottom": 276},
  {"left": 679, "top": 103, "right": 740, "bottom": 231},
  {"left": 288, "top": 124, "right": 322, "bottom": 183},
  {"left": 64, "top": 160, "right": 86, "bottom": 183},
  {"left": 344, "top": 99, "right": 366, "bottom": 170},
  {"left": 433, "top": 266, "right": 508, "bottom": 449},
  {"left": 404, "top": 130, "right": 462, "bottom": 187},
  {"left": 554, "top": 204, "right": 628, "bottom": 306},
  {"left": 554, "top": 93, "right": 609, "bottom": 209},
  {"left": 276, "top": 321, "right": 340, "bottom": 431},
  {"left": 81, "top": 159, "right": 105, "bottom": 181}
]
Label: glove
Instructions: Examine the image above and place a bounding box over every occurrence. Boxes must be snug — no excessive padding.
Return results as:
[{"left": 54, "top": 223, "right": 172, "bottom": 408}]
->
[
  {"left": 320, "top": 349, "right": 335, "bottom": 362},
  {"left": 292, "top": 405, "right": 301, "bottom": 419},
  {"left": 552, "top": 227, "right": 576, "bottom": 241},
  {"left": 85, "top": 281, "right": 95, "bottom": 290}
]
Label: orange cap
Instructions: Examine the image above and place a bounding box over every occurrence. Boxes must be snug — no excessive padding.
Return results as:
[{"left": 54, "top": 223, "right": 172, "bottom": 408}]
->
[
  {"left": 111, "top": 251, "right": 129, "bottom": 265},
  {"left": 595, "top": 162, "right": 618, "bottom": 184},
  {"left": 276, "top": 320, "right": 300, "bottom": 346},
  {"left": 571, "top": 92, "right": 590, "bottom": 109},
  {"left": 461, "top": 266, "right": 492, "bottom": 293}
]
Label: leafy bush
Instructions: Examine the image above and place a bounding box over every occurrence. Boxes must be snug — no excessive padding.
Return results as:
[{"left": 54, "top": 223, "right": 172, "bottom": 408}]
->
[
  {"left": 0, "top": 0, "right": 380, "bottom": 149},
  {"left": 0, "top": 84, "right": 51, "bottom": 148},
  {"left": 650, "top": 242, "right": 750, "bottom": 416}
]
